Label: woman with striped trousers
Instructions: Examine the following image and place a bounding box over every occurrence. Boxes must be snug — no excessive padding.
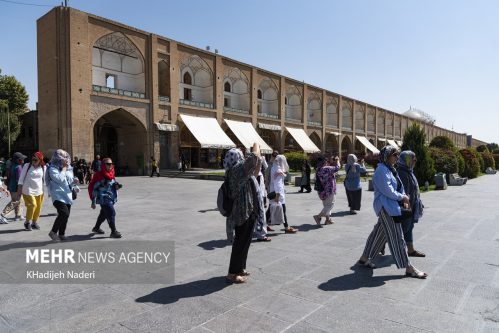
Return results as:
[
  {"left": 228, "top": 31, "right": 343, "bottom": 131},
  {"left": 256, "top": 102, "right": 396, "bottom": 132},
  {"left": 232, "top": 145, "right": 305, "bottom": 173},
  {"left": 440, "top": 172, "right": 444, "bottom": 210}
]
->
[{"left": 358, "top": 145, "right": 427, "bottom": 279}]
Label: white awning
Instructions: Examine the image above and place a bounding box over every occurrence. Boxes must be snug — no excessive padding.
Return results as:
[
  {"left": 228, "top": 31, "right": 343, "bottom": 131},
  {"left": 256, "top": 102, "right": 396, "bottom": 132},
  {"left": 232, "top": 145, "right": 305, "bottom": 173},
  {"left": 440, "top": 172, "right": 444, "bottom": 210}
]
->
[
  {"left": 179, "top": 114, "right": 235, "bottom": 149},
  {"left": 356, "top": 135, "right": 380, "bottom": 154},
  {"left": 378, "top": 138, "right": 387, "bottom": 142},
  {"left": 155, "top": 123, "right": 178, "bottom": 132},
  {"left": 327, "top": 131, "right": 340, "bottom": 136},
  {"left": 258, "top": 123, "right": 281, "bottom": 131},
  {"left": 286, "top": 127, "right": 321, "bottom": 153},
  {"left": 396, "top": 140, "right": 403, "bottom": 147},
  {"left": 387, "top": 139, "right": 400, "bottom": 148},
  {"left": 225, "top": 119, "right": 273, "bottom": 154}
]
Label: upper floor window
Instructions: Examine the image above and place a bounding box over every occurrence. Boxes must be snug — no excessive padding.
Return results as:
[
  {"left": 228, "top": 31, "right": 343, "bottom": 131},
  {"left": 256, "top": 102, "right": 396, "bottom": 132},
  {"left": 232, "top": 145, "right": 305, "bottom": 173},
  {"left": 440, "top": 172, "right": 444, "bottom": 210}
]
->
[
  {"left": 257, "top": 89, "right": 262, "bottom": 99},
  {"left": 183, "top": 72, "right": 192, "bottom": 85},
  {"left": 224, "top": 82, "right": 231, "bottom": 92}
]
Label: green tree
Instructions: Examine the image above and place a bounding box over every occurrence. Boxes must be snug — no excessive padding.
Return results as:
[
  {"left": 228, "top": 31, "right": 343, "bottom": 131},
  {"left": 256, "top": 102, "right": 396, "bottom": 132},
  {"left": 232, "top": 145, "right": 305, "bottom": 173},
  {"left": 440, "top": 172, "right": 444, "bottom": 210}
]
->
[
  {"left": 429, "top": 136, "right": 455, "bottom": 150},
  {"left": 401, "top": 123, "right": 435, "bottom": 184},
  {"left": 486, "top": 142, "right": 498, "bottom": 152},
  {"left": 459, "top": 149, "right": 480, "bottom": 178},
  {"left": 476, "top": 145, "right": 489, "bottom": 153},
  {"left": 0, "top": 69, "right": 29, "bottom": 156}
]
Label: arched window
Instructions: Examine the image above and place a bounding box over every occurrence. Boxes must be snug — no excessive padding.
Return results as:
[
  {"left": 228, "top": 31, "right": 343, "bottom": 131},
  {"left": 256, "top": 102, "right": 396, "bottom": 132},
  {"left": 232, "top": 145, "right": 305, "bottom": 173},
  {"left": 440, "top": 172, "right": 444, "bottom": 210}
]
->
[
  {"left": 224, "top": 81, "right": 231, "bottom": 93},
  {"left": 257, "top": 89, "right": 262, "bottom": 99},
  {"left": 183, "top": 72, "right": 192, "bottom": 85}
]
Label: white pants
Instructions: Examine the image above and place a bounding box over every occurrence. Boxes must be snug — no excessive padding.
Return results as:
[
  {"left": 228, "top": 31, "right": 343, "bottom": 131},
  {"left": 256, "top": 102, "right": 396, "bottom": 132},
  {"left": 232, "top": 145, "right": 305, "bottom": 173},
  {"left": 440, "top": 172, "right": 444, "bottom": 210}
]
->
[{"left": 319, "top": 194, "right": 335, "bottom": 217}]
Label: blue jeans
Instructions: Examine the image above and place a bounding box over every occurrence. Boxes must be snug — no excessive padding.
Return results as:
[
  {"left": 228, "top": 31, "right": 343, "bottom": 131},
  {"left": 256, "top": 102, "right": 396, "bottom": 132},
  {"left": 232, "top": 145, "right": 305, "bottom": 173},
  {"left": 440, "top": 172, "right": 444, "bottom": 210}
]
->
[
  {"left": 94, "top": 203, "right": 116, "bottom": 232},
  {"left": 402, "top": 217, "right": 415, "bottom": 244}
]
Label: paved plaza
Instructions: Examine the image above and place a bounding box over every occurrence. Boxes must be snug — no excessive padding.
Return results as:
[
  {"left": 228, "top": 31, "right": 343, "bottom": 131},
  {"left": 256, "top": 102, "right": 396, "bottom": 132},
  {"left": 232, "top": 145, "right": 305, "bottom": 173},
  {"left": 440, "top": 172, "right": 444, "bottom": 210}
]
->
[{"left": 0, "top": 174, "right": 498, "bottom": 333}]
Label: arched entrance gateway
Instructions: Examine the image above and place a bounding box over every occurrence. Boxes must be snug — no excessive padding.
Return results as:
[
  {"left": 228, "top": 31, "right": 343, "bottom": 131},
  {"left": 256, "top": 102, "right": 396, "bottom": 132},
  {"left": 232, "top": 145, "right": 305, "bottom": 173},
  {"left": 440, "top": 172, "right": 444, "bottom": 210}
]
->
[
  {"left": 325, "top": 134, "right": 339, "bottom": 155},
  {"left": 341, "top": 136, "right": 352, "bottom": 162},
  {"left": 93, "top": 109, "right": 147, "bottom": 176}
]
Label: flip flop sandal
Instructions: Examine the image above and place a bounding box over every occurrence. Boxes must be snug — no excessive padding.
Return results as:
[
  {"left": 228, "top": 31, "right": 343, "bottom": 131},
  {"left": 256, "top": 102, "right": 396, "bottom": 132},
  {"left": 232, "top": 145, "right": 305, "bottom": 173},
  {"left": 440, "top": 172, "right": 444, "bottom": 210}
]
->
[
  {"left": 257, "top": 237, "right": 271, "bottom": 242},
  {"left": 358, "top": 259, "right": 376, "bottom": 269},
  {"left": 405, "top": 269, "right": 428, "bottom": 279},
  {"left": 408, "top": 250, "right": 426, "bottom": 257}
]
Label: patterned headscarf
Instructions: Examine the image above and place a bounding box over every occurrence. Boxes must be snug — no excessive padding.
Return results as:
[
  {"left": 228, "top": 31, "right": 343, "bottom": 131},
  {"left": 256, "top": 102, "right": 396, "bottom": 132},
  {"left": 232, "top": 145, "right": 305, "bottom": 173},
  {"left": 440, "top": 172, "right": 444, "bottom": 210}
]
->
[
  {"left": 223, "top": 148, "right": 244, "bottom": 171},
  {"left": 49, "top": 149, "right": 71, "bottom": 168},
  {"left": 398, "top": 150, "right": 416, "bottom": 171},
  {"left": 379, "top": 145, "right": 399, "bottom": 166},
  {"left": 347, "top": 154, "right": 359, "bottom": 172}
]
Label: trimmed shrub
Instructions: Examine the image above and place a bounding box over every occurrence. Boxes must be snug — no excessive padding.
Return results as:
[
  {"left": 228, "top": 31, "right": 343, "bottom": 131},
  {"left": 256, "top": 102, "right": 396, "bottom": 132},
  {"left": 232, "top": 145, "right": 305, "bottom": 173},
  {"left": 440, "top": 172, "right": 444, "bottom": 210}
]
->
[
  {"left": 456, "top": 152, "right": 465, "bottom": 176},
  {"left": 429, "top": 136, "right": 455, "bottom": 150},
  {"left": 429, "top": 147, "right": 458, "bottom": 176},
  {"left": 477, "top": 151, "right": 485, "bottom": 172},
  {"left": 493, "top": 154, "right": 499, "bottom": 169},
  {"left": 401, "top": 123, "right": 436, "bottom": 184},
  {"left": 476, "top": 145, "right": 489, "bottom": 153},
  {"left": 459, "top": 149, "right": 480, "bottom": 178},
  {"left": 283, "top": 152, "right": 307, "bottom": 172},
  {"left": 480, "top": 151, "right": 496, "bottom": 170},
  {"left": 493, "top": 148, "right": 499, "bottom": 154}
]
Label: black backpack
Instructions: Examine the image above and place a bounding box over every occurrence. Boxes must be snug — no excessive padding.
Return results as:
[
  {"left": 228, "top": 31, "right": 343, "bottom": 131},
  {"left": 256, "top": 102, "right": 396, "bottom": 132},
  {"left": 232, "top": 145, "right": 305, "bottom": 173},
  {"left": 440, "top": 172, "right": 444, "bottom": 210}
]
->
[
  {"left": 314, "top": 173, "right": 324, "bottom": 192},
  {"left": 217, "top": 177, "right": 234, "bottom": 217}
]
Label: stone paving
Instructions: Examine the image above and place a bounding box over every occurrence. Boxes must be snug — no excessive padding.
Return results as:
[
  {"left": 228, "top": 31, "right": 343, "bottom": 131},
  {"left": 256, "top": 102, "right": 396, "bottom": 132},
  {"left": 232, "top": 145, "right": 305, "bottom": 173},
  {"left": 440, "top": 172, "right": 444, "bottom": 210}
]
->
[{"left": 0, "top": 173, "right": 498, "bottom": 332}]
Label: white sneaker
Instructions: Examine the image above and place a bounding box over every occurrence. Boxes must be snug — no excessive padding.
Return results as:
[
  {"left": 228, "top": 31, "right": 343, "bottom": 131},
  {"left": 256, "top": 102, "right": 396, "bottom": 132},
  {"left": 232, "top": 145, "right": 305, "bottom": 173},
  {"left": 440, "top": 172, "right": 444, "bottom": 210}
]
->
[
  {"left": 14, "top": 216, "right": 25, "bottom": 222},
  {"left": 0, "top": 216, "right": 8, "bottom": 224}
]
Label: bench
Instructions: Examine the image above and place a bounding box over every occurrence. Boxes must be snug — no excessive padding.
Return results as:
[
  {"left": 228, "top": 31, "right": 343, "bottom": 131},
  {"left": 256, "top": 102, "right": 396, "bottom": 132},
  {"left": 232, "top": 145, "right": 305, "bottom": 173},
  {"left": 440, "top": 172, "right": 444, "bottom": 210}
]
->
[
  {"left": 449, "top": 173, "right": 467, "bottom": 186},
  {"left": 485, "top": 167, "right": 497, "bottom": 175}
]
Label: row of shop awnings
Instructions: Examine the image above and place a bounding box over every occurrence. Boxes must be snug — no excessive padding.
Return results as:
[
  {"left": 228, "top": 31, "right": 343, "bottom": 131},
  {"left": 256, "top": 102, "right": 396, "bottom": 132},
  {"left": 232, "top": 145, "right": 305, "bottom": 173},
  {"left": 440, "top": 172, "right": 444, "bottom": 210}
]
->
[
  {"left": 155, "top": 115, "right": 320, "bottom": 153},
  {"left": 155, "top": 115, "right": 401, "bottom": 154}
]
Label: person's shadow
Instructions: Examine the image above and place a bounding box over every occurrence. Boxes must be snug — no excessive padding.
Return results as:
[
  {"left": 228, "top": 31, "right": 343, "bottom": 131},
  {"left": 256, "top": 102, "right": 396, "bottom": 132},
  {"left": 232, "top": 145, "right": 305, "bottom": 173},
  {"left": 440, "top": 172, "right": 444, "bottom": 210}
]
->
[
  {"left": 318, "top": 261, "right": 404, "bottom": 292},
  {"left": 197, "top": 239, "right": 229, "bottom": 250},
  {"left": 136, "top": 276, "right": 230, "bottom": 305}
]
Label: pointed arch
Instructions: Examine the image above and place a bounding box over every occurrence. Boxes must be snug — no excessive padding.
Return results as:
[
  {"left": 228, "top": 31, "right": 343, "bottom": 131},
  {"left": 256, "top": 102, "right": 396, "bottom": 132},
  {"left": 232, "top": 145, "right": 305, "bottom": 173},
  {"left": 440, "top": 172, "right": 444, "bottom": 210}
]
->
[{"left": 92, "top": 32, "right": 145, "bottom": 94}]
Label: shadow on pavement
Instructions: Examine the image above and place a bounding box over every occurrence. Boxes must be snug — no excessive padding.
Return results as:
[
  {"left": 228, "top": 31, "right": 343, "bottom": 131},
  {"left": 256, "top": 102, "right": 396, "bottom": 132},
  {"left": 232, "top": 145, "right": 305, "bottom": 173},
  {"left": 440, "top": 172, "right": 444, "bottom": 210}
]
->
[
  {"left": 198, "top": 239, "right": 229, "bottom": 250},
  {"left": 0, "top": 234, "right": 110, "bottom": 252},
  {"left": 135, "top": 276, "right": 230, "bottom": 305},
  {"left": 198, "top": 208, "right": 219, "bottom": 213},
  {"left": 0, "top": 228, "right": 26, "bottom": 235},
  {"left": 318, "top": 263, "right": 404, "bottom": 292},
  {"left": 294, "top": 223, "right": 323, "bottom": 232},
  {"left": 331, "top": 211, "right": 354, "bottom": 218}
]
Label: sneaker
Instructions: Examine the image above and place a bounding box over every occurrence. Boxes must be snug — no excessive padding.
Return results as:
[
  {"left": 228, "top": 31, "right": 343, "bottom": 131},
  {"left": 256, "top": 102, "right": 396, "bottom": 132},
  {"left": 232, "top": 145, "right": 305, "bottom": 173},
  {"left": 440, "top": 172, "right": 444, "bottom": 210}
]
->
[
  {"left": 59, "top": 235, "right": 67, "bottom": 241},
  {"left": 31, "top": 222, "right": 40, "bottom": 230},
  {"left": 91, "top": 227, "right": 105, "bottom": 234},
  {"left": 110, "top": 230, "right": 122, "bottom": 238},
  {"left": 14, "top": 216, "right": 25, "bottom": 222},
  {"left": 0, "top": 216, "right": 8, "bottom": 224},
  {"left": 48, "top": 231, "right": 60, "bottom": 241},
  {"left": 24, "top": 222, "right": 32, "bottom": 231}
]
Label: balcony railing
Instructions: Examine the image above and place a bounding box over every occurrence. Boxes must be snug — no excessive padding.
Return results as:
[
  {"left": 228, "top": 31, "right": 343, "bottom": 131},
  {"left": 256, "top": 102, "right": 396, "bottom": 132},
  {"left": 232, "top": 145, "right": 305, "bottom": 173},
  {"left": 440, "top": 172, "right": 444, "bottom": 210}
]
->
[
  {"left": 286, "top": 117, "right": 302, "bottom": 123},
  {"left": 224, "top": 107, "right": 249, "bottom": 115},
  {"left": 179, "top": 99, "right": 214, "bottom": 109},
  {"left": 308, "top": 121, "right": 322, "bottom": 126},
  {"left": 159, "top": 95, "right": 170, "bottom": 103},
  {"left": 92, "top": 85, "right": 145, "bottom": 99},
  {"left": 258, "top": 112, "right": 279, "bottom": 119}
]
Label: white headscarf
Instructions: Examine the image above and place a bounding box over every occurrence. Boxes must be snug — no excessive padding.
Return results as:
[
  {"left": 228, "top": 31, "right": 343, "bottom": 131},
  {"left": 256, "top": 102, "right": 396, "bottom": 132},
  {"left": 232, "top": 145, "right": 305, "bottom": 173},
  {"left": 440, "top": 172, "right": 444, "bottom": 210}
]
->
[
  {"left": 223, "top": 148, "right": 244, "bottom": 171},
  {"left": 272, "top": 154, "right": 289, "bottom": 176}
]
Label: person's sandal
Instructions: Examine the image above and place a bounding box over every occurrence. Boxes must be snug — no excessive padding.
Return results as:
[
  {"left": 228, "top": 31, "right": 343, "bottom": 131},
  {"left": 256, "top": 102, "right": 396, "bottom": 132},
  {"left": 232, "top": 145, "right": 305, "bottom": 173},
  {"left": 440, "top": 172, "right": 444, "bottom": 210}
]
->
[
  {"left": 238, "top": 270, "right": 250, "bottom": 276},
  {"left": 267, "top": 226, "right": 274, "bottom": 232},
  {"left": 408, "top": 250, "right": 426, "bottom": 257},
  {"left": 358, "top": 259, "right": 376, "bottom": 269},
  {"left": 226, "top": 274, "right": 247, "bottom": 284},
  {"left": 257, "top": 237, "right": 271, "bottom": 242},
  {"left": 313, "top": 215, "right": 322, "bottom": 226},
  {"left": 405, "top": 269, "right": 428, "bottom": 279},
  {"left": 324, "top": 220, "right": 334, "bottom": 225},
  {"left": 285, "top": 227, "right": 297, "bottom": 234}
]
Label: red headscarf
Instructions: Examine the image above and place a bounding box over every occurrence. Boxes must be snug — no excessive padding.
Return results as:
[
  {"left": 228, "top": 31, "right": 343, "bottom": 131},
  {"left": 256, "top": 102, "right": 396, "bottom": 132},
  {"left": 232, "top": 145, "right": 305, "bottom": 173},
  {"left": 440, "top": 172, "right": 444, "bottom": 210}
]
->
[
  {"left": 88, "top": 159, "right": 115, "bottom": 199},
  {"left": 34, "top": 152, "right": 45, "bottom": 166}
]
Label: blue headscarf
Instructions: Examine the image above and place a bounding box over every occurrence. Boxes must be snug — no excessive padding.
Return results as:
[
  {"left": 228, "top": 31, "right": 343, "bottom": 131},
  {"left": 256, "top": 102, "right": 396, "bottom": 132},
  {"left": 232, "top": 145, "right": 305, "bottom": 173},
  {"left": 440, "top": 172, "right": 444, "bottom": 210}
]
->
[
  {"left": 49, "top": 149, "right": 71, "bottom": 169},
  {"left": 398, "top": 151, "right": 416, "bottom": 171}
]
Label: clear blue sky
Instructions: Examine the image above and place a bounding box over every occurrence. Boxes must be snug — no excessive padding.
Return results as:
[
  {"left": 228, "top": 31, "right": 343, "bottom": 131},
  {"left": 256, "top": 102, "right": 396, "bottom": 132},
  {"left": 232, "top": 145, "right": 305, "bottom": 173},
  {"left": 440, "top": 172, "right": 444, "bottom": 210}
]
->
[{"left": 1, "top": 0, "right": 498, "bottom": 143}]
